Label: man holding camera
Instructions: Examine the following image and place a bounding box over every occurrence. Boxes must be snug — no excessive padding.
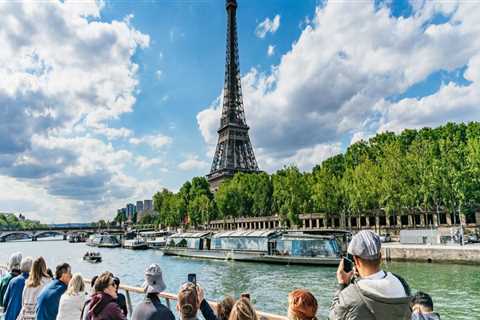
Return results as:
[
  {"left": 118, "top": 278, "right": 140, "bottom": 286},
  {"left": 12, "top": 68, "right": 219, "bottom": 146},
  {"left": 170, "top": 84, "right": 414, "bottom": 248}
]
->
[{"left": 329, "top": 230, "right": 412, "bottom": 320}]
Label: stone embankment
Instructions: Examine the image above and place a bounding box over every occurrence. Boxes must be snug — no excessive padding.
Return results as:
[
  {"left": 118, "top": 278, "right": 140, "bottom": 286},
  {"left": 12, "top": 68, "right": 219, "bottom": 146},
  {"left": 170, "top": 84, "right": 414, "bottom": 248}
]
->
[{"left": 382, "top": 243, "right": 480, "bottom": 264}]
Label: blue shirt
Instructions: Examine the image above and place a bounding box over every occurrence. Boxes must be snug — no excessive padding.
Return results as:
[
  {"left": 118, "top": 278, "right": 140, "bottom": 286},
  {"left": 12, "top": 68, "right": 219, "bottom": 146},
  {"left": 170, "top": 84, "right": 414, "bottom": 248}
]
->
[
  {"left": 35, "top": 279, "right": 67, "bottom": 320},
  {"left": 3, "top": 272, "right": 29, "bottom": 320}
]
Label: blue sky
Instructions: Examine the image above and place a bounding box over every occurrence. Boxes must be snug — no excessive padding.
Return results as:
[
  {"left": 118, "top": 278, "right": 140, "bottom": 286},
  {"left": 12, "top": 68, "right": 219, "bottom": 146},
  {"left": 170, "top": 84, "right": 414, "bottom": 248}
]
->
[{"left": 0, "top": 0, "right": 479, "bottom": 222}]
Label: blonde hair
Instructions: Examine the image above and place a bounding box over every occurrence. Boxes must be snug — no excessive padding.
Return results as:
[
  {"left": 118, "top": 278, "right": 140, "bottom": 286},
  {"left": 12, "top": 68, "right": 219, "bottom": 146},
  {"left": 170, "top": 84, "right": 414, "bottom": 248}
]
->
[
  {"left": 26, "top": 257, "right": 48, "bottom": 288},
  {"left": 66, "top": 273, "right": 85, "bottom": 295},
  {"left": 228, "top": 298, "right": 258, "bottom": 320}
]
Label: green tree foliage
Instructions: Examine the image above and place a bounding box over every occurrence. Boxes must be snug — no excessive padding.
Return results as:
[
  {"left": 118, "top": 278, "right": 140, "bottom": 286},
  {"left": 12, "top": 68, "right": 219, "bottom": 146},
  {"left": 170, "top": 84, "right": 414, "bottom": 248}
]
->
[
  {"left": 0, "top": 213, "right": 45, "bottom": 230},
  {"left": 140, "top": 122, "right": 480, "bottom": 228}
]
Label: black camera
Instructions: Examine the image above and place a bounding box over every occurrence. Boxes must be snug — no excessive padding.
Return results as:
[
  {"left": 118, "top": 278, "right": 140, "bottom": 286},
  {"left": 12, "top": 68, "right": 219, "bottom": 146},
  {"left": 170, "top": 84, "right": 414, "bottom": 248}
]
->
[
  {"left": 188, "top": 273, "right": 196, "bottom": 285},
  {"left": 343, "top": 254, "right": 354, "bottom": 273}
]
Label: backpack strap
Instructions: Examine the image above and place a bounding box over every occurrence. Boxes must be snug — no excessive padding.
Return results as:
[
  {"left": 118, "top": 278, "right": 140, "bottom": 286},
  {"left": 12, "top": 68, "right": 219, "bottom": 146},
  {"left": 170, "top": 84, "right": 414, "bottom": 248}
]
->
[{"left": 391, "top": 273, "right": 411, "bottom": 296}]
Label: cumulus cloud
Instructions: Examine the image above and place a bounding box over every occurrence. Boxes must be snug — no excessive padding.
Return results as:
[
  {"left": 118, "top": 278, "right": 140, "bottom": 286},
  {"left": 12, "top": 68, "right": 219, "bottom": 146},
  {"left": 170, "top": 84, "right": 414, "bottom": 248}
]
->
[
  {"left": 0, "top": 1, "right": 151, "bottom": 221},
  {"left": 177, "top": 155, "right": 210, "bottom": 171},
  {"left": 129, "top": 134, "right": 172, "bottom": 149},
  {"left": 255, "top": 14, "right": 280, "bottom": 38},
  {"left": 135, "top": 156, "right": 165, "bottom": 170},
  {"left": 198, "top": 0, "right": 480, "bottom": 173}
]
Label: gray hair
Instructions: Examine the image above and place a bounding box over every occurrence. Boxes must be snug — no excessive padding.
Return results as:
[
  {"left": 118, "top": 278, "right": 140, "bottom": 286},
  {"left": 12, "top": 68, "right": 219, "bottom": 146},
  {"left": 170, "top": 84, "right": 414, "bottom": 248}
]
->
[
  {"left": 8, "top": 252, "right": 22, "bottom": 272},
  {"left": 20, "top": 257, "right": 33, "bottom": 273}
]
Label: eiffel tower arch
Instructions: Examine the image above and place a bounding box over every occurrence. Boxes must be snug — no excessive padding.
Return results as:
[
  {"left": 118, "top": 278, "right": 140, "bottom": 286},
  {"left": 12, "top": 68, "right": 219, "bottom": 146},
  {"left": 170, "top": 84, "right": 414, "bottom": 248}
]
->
[{"left": 207, "top": 0, "right": 260, "bottom": 191}]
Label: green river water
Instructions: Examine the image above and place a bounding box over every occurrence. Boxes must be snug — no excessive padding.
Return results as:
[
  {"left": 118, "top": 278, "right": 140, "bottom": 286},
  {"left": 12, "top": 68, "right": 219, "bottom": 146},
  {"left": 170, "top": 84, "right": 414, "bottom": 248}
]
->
[{"left": 0, "top": 240, "right": 478, "bottom": 319}]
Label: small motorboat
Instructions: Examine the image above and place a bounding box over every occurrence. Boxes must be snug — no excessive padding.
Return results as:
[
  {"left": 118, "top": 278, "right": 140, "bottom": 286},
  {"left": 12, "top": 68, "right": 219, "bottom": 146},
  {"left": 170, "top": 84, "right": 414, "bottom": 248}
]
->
[{"left": 83, "top": 252, "right": 102, "bottom": 263}]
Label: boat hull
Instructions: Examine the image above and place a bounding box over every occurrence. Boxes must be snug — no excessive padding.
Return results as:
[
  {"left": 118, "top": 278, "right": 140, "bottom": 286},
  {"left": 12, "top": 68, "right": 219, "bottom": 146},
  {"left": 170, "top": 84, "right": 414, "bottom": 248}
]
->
[
  {"left": 123, "top": 244, "right": 149, "bottom": 250},
  {"left": 161, "top": 248, "right": 340, "bottom": 266}
]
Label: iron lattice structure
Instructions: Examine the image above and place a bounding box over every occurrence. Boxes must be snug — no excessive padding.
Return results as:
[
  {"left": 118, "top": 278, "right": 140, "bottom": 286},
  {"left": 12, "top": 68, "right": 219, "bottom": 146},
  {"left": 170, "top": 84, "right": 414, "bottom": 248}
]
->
[{"left": 207, "top": 0, "right": 259, "bottom": 190}]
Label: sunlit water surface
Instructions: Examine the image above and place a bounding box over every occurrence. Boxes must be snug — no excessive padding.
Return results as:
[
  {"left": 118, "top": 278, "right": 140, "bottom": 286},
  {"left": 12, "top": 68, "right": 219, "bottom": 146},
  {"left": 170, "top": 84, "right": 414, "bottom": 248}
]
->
[{"left": 0, "top": 239, "right": 478, "bottom": 319}]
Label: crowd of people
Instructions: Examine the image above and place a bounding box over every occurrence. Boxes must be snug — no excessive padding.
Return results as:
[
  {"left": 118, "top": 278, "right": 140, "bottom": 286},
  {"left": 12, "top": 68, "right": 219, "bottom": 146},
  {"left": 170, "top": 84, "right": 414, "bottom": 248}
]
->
[{"left": 0, "top": 231, "right": 441, "bottom": 320}]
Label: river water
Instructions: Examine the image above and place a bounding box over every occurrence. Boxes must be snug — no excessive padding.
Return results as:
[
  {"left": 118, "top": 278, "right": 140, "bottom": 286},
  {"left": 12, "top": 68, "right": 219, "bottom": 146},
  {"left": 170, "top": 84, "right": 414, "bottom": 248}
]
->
[{"left": 0, "top": 239, "right": 478, "bottom": 319}]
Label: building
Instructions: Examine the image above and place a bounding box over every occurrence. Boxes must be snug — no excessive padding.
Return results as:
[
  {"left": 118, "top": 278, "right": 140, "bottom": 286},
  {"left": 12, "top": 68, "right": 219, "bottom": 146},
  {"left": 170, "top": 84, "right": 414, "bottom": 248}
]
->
[
  {"left": 136, "top": 201, "right": 144, "bottom": 221},
  {"left": 126, "top": 203, "right": 136, "bottom": 223},
  {"left": 206, "top": 0, "right": 260, "bottom": 191},
  {"left": 144, "top": 199, "right": 153, "bottom": 212}
]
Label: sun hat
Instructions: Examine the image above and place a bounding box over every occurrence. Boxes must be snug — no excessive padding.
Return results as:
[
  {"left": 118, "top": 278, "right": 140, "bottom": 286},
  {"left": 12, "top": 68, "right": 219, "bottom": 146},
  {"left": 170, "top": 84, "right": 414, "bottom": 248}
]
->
[{"left": 143, "top": 264, "right": 166, "bottom": 293}]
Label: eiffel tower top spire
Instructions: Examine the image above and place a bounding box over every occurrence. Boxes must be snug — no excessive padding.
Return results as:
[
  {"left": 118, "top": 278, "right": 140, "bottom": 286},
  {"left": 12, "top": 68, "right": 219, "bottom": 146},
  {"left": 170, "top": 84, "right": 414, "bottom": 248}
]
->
[{"left": 207, "top": 0, "right": 259, "bottom": 191}]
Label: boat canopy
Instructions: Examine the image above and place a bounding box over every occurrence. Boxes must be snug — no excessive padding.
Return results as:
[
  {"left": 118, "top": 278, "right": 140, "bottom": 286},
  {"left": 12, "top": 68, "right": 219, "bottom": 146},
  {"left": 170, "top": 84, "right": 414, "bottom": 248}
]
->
[
  {"left": 168, "top": 232, "right": 212, "bottom": 250},
  {"left": 274, "top": 233, "right": 340, "bottom": 258},
  {"left": 212, "top": 230, "right": 278, "bottom": 238},
  {"left": 169, "top": 232, "right": 211, "bottom": 239},
  {"left": 211, "top": 230, "right": 278, "bottom": 252}
]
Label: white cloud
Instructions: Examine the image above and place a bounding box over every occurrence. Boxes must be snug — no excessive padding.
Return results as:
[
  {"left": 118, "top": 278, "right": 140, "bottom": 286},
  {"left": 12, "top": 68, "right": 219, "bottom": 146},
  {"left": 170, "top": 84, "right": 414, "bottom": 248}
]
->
[
  {"left": 0, "top": 1, "right": 152, "bottom": 222},
  {"left": 255, "top": 14, "right": 281, "bottom": 38},
  {"left": 155, "top": 69, "right": 163, "bottom": 80},
  {"left": 177, "top": 155, "right": 210, "bottom": 171},
  {"left": 198, "top": 1, "right": 480, "bottom": 173},
  {"left": 134, "top": 156, "right": 165, "bottom": 170},
  {"left": 129, "top": 134, "right": 172, "bottom": 149},
  {"left": 267, "top": 45, "right": 275, "bottom": 56}
]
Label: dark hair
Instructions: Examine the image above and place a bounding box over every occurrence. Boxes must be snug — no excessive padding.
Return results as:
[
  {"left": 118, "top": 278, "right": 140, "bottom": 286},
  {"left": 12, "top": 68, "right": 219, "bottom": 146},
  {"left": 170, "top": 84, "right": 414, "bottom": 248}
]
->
[
  {"left": 411, "top": 291, "right": 434, "bottom": 311},
  {"left": 91, "top": 275, "right": 98, "bottom": 289},
  {"left": 94, "top": 272, "right": 114, "bottom": 292},
  {"left": 113, "top": 276, "right": 120, "bottom": 287},
  {"left": 55, "top": 263, "right": 71, "bottom": 280},
  {"left": 46, "top": 268, "right": 54, "bottom": 279}
]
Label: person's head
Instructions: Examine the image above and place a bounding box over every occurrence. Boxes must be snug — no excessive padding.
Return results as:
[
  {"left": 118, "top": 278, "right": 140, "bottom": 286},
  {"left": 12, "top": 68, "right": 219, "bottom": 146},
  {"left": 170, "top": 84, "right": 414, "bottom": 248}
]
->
[
  {"left": 46, "top": 268, "right": 54, "bottom": 279},
  {"left": 177, "top": 282, "right": 199, "bottom": 319},
  {"left": 411, "top": 291, "right": 434, "bottom": 314},
  {"left": 66, "top": 273, "right": 85, "bottom": 296},
  {"left": 112, "top": 276, "right": 121, "bottom": 293},
  {"left": 347, "top": 230, "right": 382, "bottom": 277},
  {"left": 288, "top": 289, "right": 318, "bottom": 320},
  {"left": 94, "top": 272, "right": 117, "bottom": 299},
  {"left": 20, "top": 256, "right": 33, "bottom": 274},
  {"left": 8, "top": 252, "right": 22, "bottom": 272},
  {"left": 217, "top": 296, "right": 235, "bottom": 320},
  {"left": 90, "top": 275, "right": 99, "bottom": 293},
  {"left": 55, "top": 263, "right": 72, "bottom": 285},
  {"left": 143, "top": 264, "right": 166, "bottom": 294},
  {"left": 228, "top": 297, "right": 258, "bottom": 320},
  {"left": 26, "top": 256, "right": 48, "bottom": 288}
]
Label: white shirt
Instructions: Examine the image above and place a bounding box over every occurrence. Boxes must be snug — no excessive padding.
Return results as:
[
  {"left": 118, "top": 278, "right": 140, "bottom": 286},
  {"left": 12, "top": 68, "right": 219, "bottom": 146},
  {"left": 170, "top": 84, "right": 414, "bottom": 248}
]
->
[
  {"left": 357, "top": 270, "right": 407, "bottom": 298},
  {"left": 17, "top": 277, "right": 51, "bottom": 320},
  {"left": 56, "top": 292, "right": 87, "bottom": 320}
]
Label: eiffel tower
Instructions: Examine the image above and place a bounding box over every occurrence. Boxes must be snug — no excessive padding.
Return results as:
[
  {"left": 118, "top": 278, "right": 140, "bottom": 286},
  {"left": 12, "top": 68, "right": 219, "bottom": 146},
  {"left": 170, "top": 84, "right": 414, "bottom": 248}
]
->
[{"left": 207, "top": 0, "right": 259, "bottom": 190}]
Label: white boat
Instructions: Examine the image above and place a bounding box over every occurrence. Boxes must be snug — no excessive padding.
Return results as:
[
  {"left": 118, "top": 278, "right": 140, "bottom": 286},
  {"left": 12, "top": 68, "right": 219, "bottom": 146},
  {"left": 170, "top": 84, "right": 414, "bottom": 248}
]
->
[
  {"left": 86, "top": 234, "right": 121, "bottom": 248},
  {"left": 140, "top": 231, "right": 171, "bottom": 250},
  {"left": 123, "top": 238, "right": 149, "bottom": 250}
]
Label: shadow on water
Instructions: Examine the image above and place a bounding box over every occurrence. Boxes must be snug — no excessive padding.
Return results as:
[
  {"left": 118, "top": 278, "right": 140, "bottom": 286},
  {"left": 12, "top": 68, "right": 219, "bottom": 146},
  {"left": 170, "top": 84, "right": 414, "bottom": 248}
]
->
[{"left": 0, "top": 241, "right": 478, "bottom": 319}]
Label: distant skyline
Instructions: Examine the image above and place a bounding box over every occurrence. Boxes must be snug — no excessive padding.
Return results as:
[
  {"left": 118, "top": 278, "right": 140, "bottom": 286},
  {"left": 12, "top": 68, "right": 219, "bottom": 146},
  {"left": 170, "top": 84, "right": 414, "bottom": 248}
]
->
[{"left": 1, "top": 0, "right": 479, "bottom": 223}]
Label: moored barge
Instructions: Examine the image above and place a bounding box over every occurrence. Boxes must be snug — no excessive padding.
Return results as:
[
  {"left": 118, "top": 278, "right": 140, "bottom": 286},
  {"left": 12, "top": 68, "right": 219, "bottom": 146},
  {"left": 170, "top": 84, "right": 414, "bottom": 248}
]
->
[{"left": 161, "top": 230, "right": 342, "bottom": 266}]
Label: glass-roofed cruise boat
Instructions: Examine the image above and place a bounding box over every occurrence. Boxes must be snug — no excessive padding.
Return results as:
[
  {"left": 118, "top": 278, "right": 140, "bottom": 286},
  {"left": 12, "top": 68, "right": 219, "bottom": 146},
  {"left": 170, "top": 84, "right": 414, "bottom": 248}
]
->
[{"left": 161, "top": 230, "right": 342, "bottom": 266}]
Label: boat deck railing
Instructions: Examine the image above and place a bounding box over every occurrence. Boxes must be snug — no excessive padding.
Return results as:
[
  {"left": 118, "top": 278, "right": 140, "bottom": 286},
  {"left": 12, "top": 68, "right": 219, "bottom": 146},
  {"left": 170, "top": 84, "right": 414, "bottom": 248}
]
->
[{"left": 0, "top": 265, "right": 287, "bottom": 320}]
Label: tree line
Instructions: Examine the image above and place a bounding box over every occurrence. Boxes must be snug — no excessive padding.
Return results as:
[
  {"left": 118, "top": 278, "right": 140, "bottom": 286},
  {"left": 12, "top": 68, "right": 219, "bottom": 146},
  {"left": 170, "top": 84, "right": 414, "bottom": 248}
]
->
[
  {"left": 0, "top": 213, "right": 46, "bottom": 230},
  {"left": 129, "top": 122, "right": 480, "bottom": 228}
]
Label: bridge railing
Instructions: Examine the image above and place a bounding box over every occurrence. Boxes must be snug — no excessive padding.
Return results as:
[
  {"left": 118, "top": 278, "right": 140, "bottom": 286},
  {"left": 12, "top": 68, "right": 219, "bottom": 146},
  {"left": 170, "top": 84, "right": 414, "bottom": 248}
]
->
[{"left": 0, "top": 265, "right": 287, "bottom": 320}]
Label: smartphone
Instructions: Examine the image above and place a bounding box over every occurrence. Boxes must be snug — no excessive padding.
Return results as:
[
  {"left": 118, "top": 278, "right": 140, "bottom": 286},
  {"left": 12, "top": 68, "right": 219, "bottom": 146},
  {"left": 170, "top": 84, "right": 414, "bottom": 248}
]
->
[
  {"left": 343, "top": 254, "right": 353, "bottom": 273},
  {"left": 240, "top": 293, "right": 250, "bottom": 300},
  {"left": 187, "top": 273, "right": 196, "bottom": 285}
]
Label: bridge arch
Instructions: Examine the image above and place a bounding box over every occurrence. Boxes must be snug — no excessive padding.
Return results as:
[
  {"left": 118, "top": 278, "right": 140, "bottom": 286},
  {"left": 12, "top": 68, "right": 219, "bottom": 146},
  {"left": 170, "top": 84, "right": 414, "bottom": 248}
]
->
[
  {"left": 34, "top": 230, "right": 67, "bottom": 239},
  {"left": 0, "top": 231, "right": 32, "bottom": 241}
]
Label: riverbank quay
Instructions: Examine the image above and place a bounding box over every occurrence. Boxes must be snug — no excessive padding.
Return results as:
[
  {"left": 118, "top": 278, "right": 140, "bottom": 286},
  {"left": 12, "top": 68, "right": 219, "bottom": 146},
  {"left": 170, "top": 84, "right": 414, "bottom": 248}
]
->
[
  {"left": 382, "top": 242, "right": 480, "bottom": 264},
  {"left": 0, "top": 264, "right": 287, "bottom": 320}
]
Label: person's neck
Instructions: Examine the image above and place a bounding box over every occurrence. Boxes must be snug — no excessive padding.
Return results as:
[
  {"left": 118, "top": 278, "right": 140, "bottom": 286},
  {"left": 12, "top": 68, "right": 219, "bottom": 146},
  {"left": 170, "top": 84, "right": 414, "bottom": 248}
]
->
[{"left": 358, "top": 267, "right": 381, "bottom": 278}]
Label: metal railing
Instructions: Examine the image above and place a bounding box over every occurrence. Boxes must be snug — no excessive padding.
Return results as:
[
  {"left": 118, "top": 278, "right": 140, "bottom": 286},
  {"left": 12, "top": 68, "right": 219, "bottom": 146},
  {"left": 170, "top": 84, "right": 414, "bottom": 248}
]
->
[{"left": 1, "top": 265, "right": 287, "bottom": 320}]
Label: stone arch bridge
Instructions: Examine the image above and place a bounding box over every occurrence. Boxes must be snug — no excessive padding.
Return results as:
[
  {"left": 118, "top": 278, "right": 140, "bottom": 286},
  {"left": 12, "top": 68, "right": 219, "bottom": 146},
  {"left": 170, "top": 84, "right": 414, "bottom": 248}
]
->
[{"left": 0, "top": 226, "right": 123, "bottom": 242}]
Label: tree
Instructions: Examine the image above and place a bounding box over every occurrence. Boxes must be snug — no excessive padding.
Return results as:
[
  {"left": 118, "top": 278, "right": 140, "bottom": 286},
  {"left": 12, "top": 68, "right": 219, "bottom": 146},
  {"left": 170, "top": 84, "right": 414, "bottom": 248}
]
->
[{"left": 188, "top": 195, "right": 216, "bottom": 226}]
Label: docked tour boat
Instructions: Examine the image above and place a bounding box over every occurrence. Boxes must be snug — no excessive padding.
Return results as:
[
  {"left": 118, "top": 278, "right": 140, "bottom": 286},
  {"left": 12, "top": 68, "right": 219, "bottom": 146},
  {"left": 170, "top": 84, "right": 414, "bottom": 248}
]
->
[
  {"left": 141, "top": 231, "right": 172, "bottom": 249},
  {"left": 161, "top": 230, "right": 342, "bottom": 266},
  {"left": 83, "top": 252, "right": 102, "bottom": 263},
  {"left": 123, "top": 237, "right": 149, "bottom": 250},
  {"left": 86, "top": 234, "right": 121, "bottom": 248}
]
